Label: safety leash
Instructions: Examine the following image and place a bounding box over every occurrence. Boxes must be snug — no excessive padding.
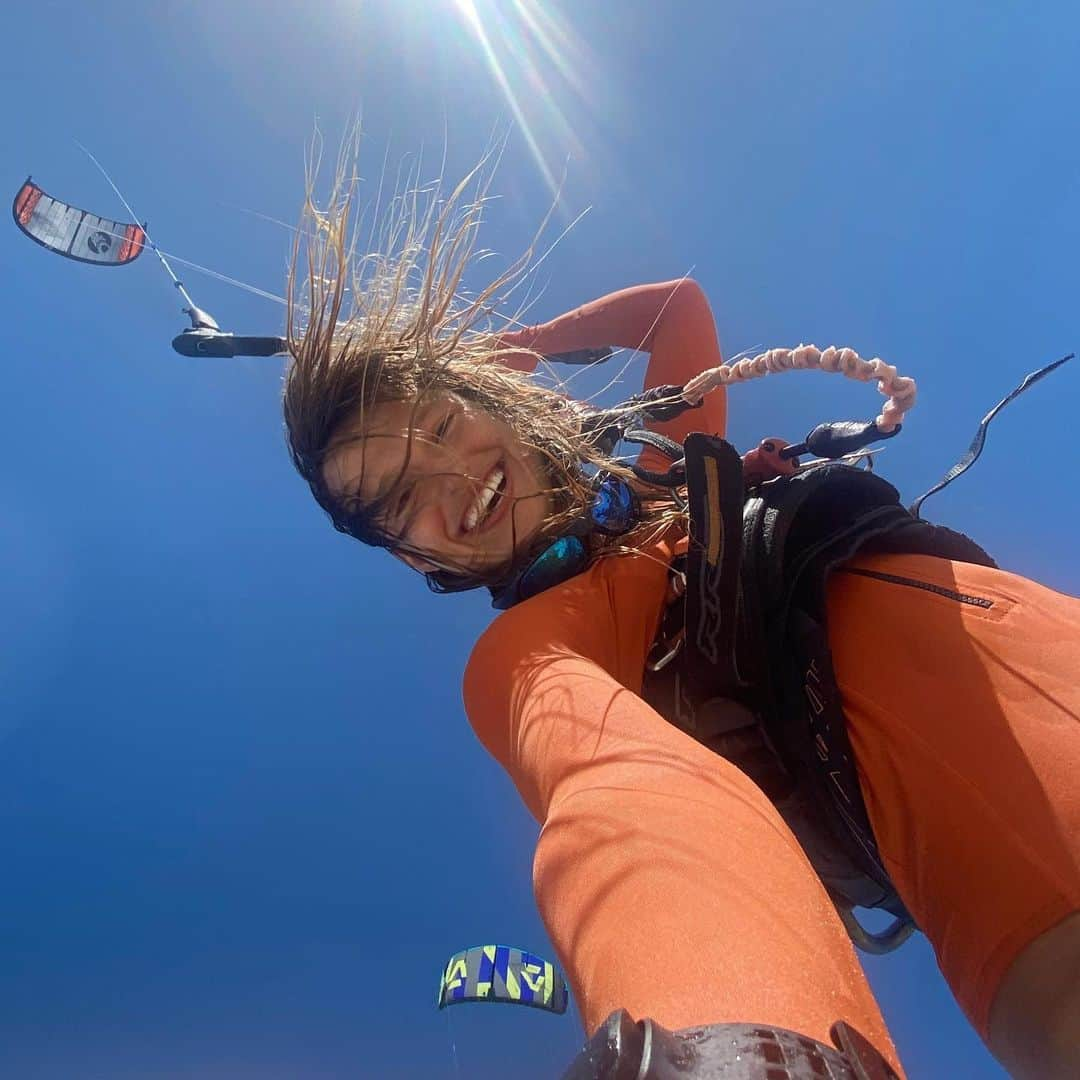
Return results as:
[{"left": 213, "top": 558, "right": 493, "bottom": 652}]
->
[{"left": 910, "top": 352, "right": 1073, "bottom": 516}]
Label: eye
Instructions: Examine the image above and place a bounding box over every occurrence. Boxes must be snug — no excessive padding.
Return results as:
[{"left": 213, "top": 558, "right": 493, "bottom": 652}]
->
[
  {"left": 433, "top": 410, "right": 455, "bottom": 442},
  {"left": 394, "top": 484, "right": 414, "bottom": 517},
  {"left": 387, "top": 481, "right": 415, "bottom": 532}
]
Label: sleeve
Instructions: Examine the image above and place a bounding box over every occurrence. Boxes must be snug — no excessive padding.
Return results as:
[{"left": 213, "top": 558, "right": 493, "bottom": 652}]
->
[
  {"left": 460, "top": 559, "right": 899, "bottom": 1064},
  {"left": 496, "top": 280, "right": 727, "bottom": 451}
]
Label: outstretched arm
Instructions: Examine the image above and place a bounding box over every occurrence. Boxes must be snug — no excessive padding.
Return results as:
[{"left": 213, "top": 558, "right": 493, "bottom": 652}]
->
[
  {"left": 497, "top": 279, "right": 727, "bottom": 446},
  {"left": 462, "top": 554, "right": 898, "bottom": 1068}
]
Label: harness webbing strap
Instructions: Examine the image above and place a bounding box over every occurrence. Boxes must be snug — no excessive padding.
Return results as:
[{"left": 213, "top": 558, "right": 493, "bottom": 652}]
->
[
  {"left": 664, "top": 447, "right": 926, "bottom": 932},
  {"left": 682, "top": 435, "right": 746, "bottom": 701}
]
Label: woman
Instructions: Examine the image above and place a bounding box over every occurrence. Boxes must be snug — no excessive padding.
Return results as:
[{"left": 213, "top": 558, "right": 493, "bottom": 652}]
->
[{"left": 282, "top": 169, "right": 1079, "bottom": 1078}]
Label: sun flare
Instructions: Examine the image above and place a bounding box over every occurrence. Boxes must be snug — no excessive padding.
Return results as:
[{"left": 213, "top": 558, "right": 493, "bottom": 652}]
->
[{"left": 444, "top": 0, "right": 601, "bottom": 195}]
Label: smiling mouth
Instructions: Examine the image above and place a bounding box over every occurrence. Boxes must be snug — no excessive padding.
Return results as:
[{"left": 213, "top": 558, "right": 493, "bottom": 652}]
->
[{"left": 463, "top": 461, "right": 508, "bottom": 534}]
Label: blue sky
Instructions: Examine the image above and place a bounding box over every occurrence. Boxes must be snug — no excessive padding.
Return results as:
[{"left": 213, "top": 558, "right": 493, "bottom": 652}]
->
[{"left": 3, "top": 2, "right": 1078, "bottom": 1076}]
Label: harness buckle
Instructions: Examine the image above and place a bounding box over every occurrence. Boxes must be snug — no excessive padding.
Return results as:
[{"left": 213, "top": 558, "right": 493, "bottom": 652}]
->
[{"left": 646, "top": 628, "right": 685, "bottom": 672}]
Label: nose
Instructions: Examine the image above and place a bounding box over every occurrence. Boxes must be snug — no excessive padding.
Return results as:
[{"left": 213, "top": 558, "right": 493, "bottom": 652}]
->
[{"left": 407, "top": 457, "right": 474, "bottom": 545}]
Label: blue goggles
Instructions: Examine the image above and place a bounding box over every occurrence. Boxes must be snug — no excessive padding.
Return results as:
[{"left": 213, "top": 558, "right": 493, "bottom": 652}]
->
[{"left": 490, "top": 474, "right": 637, "bottom": 609}]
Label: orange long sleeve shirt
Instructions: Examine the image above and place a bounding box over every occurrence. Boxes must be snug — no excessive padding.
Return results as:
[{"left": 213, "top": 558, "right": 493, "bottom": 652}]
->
[{"left": 463, "top": 282, "right": 1080, "bottom": 1063}]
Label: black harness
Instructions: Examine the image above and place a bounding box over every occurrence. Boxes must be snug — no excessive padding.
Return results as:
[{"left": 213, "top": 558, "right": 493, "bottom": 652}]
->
[
  {"left": 641, "top": 433, "right": 996, "bottom": 951},
  {"left": 492, "top": 355, "right": 1069, "bottom": 952}
]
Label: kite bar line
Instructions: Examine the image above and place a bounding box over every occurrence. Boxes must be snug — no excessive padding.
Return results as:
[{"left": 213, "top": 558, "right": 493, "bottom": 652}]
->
[
  {"left": 75, "top": 141, "right": 201, "bottom": 317},
  {"left": 70, "top": 150, "right": 579, "bottom": 357}
]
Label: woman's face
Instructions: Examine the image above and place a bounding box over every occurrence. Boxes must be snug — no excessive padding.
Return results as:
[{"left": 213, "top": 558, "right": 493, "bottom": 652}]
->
[{"left": 321, "top": 393, "right": 553, "bottom": 575}]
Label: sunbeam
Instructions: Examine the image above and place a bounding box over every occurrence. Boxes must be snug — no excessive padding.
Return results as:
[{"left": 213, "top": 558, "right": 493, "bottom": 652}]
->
[{"left": 445, "top": 0, "right": 603, "bottom": 196}]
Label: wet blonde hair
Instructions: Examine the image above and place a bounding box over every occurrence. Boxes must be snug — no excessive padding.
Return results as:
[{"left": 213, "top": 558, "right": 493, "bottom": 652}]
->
[{"left": 283, "top": 138, "right": 682, "bottom": 593}]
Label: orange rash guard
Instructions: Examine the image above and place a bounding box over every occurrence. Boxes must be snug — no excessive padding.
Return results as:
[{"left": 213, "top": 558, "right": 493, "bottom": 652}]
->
[{"left": 462, "top": 281, "right": 1080, "bottom": 1070}]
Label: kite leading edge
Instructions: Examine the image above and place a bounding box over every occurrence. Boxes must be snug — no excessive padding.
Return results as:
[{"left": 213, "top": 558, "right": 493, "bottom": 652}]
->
[{"left": 437, "top": 944, "right": 569, "bottom": 1015}]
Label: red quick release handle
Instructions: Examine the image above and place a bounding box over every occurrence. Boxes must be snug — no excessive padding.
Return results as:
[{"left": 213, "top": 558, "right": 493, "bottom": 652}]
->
[{"left": 741, "top": 438, "right": 800, "bottom": 487}]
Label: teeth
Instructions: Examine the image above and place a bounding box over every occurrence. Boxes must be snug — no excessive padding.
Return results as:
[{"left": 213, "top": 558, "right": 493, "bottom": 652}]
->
[{"left": 464, "top": 467, "right": 505, "bottom": 532}]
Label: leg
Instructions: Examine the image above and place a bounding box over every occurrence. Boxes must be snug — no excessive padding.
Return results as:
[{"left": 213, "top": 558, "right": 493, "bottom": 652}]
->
[
  {"left": 988, "top": 910, "right": 1080, "bottom": 1079},
  {"left": 466, "top": 619, "right": 902, "bottom": 1072},
  {"left": 531, "top": 732, "right": 889, "bottom": 1046},
  {"left": 828, "top": 555, "right": 1080, "bottom": 1072}
]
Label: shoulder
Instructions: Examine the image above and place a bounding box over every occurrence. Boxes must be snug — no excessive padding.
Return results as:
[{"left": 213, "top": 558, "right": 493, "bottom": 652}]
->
[
  {"left": 462, "top": 540, "right": 675, "bottom": 714},
  {"left": 463, "top": 572, "right": 612, "bottom": 709}
]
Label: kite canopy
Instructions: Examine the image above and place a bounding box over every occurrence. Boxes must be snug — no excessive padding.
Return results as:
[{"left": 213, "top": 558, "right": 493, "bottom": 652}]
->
[
  {"left": 437, "top": 944, "right": 568, "bottom": 1014},
  {"left": 12, "top": 178, "right": 145, "bottom": 266}
]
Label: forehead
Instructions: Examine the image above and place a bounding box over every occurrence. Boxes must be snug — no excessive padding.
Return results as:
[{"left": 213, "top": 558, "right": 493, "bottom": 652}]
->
[{"left": 320, "top": 395, "right": 444, "bottom": 503}]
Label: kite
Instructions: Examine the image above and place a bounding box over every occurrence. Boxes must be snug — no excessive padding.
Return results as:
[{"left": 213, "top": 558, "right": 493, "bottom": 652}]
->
[
  {"left": 13, "top": 178, "right": 145, "bottom": 266},
  {"left": 10, "top": 169, "right": 287, "bottom": 359},
  {"left": 437, "top": 944, "right": 568, "bottom": 1014}
]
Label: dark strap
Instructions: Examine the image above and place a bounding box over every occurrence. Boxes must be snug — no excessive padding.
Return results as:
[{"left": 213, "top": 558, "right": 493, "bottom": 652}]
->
[
  {"left": 581, "top": 385, "right": 701, "bottom": 456},
  {"left": 681, "top": 435, "right": 747, "bottom": 699},
  {"left": 785, "top": 612, "right": 900, "bottom": 908},
  {"left": 543, "top": 346, "right": 614, "bottom": 366},
  {"left": 911, "top": 353, "right": 1073, "bottom": 517},
  {"left": 677, "top": 461, "right": 917, "bottom": 924}
]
